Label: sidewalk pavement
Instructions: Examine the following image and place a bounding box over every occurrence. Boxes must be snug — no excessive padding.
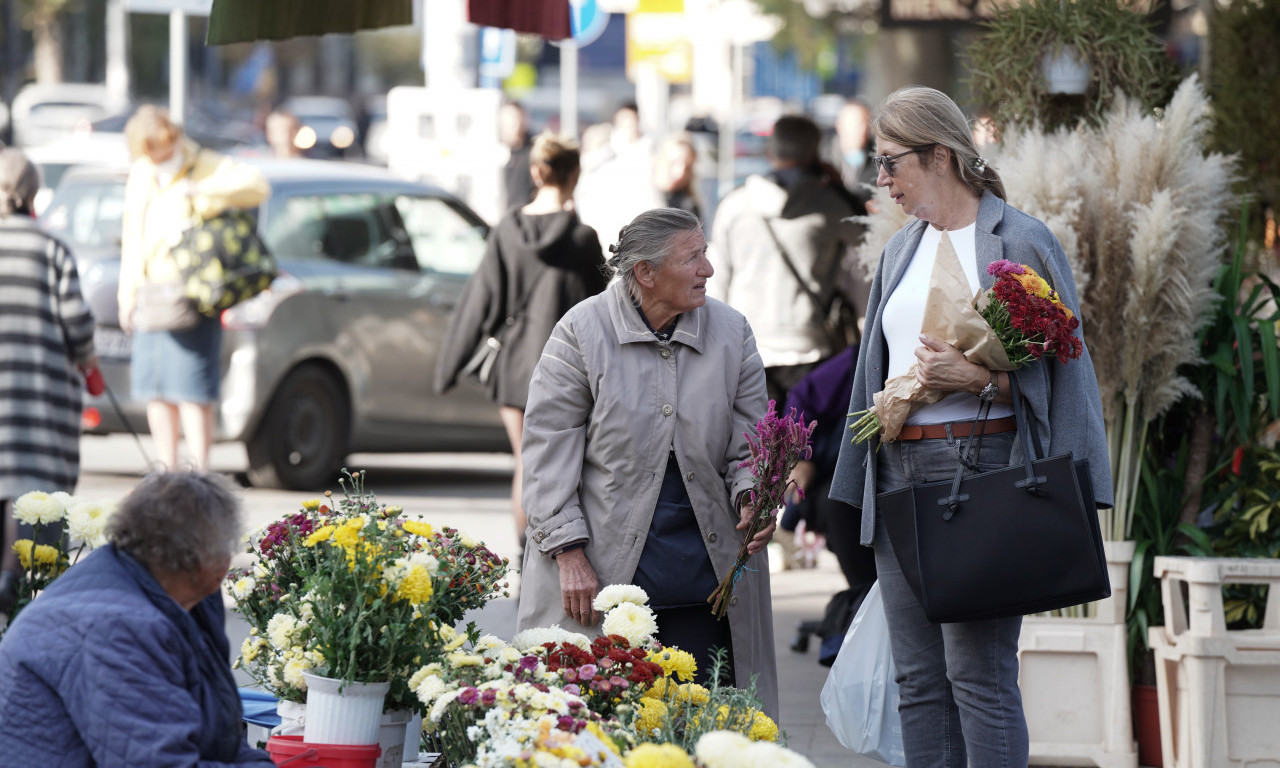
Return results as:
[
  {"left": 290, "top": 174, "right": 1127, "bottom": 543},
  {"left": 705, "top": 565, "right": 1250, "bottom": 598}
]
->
[{"left": 227, "top": 546, "right": 885, "bottom": 767}]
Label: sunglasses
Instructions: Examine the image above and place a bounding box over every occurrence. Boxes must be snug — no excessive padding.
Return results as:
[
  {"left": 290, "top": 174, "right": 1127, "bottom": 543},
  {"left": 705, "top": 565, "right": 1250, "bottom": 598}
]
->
[{"left": 872, "top": 145, "right": 935, "bottom": 177}]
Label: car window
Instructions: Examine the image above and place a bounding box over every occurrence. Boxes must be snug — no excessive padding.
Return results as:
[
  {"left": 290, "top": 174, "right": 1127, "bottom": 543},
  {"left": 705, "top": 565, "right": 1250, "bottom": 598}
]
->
[
  {"left": 263, "top": 192, "right": 417, "bottom": 271},
  {"left": 394, "top": 195, "right": 487, "bottom": 275},
  {"left": 40, "top": 179, "right": 127, "bottom": 249}
]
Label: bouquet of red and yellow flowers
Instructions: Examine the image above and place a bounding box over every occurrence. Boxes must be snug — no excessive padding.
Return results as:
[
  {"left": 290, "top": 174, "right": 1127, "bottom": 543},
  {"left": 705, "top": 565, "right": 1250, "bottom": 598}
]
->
[{"left": 849, "top": 236, "right": 1083, "bottom": 444}]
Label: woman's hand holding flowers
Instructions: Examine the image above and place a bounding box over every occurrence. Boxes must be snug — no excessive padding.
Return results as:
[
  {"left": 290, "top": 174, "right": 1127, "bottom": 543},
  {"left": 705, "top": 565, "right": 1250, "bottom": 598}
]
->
[{"left": 737, "top": 497, "right": 776, "bottom": 557}]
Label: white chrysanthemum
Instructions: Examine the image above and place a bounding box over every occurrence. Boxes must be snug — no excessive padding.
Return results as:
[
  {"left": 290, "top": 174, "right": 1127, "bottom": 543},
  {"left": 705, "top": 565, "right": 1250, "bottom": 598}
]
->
[
  {"left": 601, "top": 602, "right": 657, "bottom": 646},
  {"left": 408, "top": 550, "right": 440, "bottom": 576},
  {"left": 65, "top": 498, "right": 115, "bottom": 548},
  {"left": 498, "top": 646, "right": 523, "bottom": 665},
  {"left": 266, "top": 613, "right": 302, "bottom": 650},
  {"left": 282, "top": 656, "right": 312, "bottom": 687},
  {"left": 458, "top": 533, "right": 478, "bottom": 548},
  {"left": 229, "top": 576, "right": 256, "bottom": 600},
  {"left": 510, "top": 624, "right": 591, "bottom": 652},
  {"left": 414, "top": 674, "right": 448, "bottom": 708},
  {"left": 473, "top": 634, "right": 507, "bottom": 654},
  {"left": 429, "top": 689, "right": 464, "bottom": 722},
  {"left": 741, "top": 741, "right": 815, "bottom": 768},
  {"left": 591, "top": 584, "right": 650, "bottom": 612},
  {"left": 14, "top": 491, "right": 66, "bottom": 525},
  {"left": 695, "top": 731, "right": 753, "bottom": 768}
]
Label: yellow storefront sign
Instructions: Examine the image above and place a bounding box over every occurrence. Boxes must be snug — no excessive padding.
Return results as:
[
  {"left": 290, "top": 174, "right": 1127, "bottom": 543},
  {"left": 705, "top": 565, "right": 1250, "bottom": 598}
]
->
[{"left": 626, "top": 0, "right": 691, "bottom": 83}]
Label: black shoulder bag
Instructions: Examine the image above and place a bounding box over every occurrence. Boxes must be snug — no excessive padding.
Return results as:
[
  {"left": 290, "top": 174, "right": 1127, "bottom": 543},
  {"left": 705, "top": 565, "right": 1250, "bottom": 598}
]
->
[
  {"left": 877, "top": 373, "right": 1110, "bottom": 623},
  {"left": 460, "top": 266, "right": 549, "bottom": 386}
]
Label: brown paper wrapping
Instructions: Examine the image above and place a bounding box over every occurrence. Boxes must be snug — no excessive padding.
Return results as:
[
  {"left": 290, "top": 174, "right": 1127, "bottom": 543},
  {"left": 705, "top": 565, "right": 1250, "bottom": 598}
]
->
[{"left": 873, "top": 232, "right": 1015, "bottom": 442}]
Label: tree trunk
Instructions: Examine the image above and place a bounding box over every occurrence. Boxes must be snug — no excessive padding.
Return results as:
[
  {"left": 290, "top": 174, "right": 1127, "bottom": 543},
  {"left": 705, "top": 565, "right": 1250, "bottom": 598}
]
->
[
  {"left": 32, "top": 14, "right": 63, "bottom": 84},
  {"left": 1179, "top": 409, "right": 1216, "bottom": 529}
]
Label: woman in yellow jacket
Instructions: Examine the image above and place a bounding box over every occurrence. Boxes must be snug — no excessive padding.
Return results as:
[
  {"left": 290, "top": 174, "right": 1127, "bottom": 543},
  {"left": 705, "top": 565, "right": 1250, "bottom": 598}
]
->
[{"left": 118, "top": 106, "right": 270, "bottom": 472}]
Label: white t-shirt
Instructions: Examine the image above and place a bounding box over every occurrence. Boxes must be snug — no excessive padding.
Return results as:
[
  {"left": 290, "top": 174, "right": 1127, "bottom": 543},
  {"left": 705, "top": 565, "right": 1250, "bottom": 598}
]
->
[{"left": 881, "top": 222, "right": 1013, "bottom": 424}]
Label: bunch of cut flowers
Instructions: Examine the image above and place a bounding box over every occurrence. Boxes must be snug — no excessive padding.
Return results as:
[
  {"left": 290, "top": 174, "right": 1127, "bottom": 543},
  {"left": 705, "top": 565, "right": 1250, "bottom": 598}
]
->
[
  {"left": 227, "top": 469, "right": 509, "bottom": 713},
  {"left": 708, "top": 402, "right": 815, "bottom": 618},
  {"left": 849, "top": 239, "right": 1083, "bottom": 444},
  {"left": 3, "top": 491, "right": 117, "bottom": 630}
]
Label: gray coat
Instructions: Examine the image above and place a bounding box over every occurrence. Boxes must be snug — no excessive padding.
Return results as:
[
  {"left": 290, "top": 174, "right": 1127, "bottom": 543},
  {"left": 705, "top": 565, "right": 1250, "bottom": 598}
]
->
[
  {"left": 517, "top": 280, "right": 778, "bottom": 718},
  {"left": 0, "top": 216, "right": 96, "bottom": 500},
  {"left": 830, "top": 191, "right": 1114, "bottom": 545}
]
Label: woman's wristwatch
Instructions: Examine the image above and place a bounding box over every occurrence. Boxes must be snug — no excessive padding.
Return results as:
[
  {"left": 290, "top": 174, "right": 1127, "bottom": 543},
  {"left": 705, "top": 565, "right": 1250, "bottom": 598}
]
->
[{"left": 979, "top": 369, "right": 999, "bottom": 402}]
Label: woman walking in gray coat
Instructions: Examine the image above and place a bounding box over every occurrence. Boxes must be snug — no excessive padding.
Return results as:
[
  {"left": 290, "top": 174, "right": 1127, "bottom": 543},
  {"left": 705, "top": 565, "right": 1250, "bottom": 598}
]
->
[
  {"left": 517, "top": 207, "right": 779, "bottom": 718},
  {"left": 0, "top": 149, "right": 97, "bottom": 615}
]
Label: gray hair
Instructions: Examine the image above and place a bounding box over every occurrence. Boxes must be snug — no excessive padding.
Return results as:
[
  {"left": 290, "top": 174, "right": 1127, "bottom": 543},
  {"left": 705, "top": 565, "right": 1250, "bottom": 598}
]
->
[
  {"left": 107, "top": 471, "right": 244, "bottom": 573},
  {"left": 606, "top": 207, "right": 702, "bottom": 301},
  {"left": 0, "top": 148, "right": 41, "bottom": 217},
  {"left": 872, "top": 85, "right": 1006, "bottom": 201}
]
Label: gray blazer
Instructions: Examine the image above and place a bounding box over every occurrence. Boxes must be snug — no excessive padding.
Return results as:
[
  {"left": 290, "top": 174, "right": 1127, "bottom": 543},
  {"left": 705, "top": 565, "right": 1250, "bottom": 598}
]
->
[{"left": 830, "top": 191, "right": 1114, "bottom": 545}]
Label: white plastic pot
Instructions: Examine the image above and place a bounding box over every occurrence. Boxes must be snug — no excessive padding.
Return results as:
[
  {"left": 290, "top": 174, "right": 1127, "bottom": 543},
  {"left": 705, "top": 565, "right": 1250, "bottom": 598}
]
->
[{"left": 1041, "top": 45, "right": 1091, "bottom": 94}]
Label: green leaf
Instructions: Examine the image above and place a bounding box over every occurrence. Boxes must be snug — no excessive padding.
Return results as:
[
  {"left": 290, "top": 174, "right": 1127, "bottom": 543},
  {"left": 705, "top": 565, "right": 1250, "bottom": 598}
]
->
[{"left": 1260, "top": 319, "right": 1280, "bottom": 419}]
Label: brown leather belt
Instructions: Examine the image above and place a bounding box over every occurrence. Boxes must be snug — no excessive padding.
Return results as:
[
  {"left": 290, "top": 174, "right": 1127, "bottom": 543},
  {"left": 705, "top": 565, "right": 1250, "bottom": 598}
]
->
[{"left": 896, "top": 417, "right": 1017, "bottom": 442}]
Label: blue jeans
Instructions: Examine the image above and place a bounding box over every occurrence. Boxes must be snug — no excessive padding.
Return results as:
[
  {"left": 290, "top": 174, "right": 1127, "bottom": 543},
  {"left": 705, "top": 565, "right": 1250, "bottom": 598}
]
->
[{"left": 874, "top": 431, "right": 1029, "bottom": 768}]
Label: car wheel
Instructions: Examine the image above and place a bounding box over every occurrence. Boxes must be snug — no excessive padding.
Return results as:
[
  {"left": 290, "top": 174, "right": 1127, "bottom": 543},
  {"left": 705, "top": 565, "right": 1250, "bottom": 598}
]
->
[{"left": 246, "top": 365, "right": 349, "bottom": 490}]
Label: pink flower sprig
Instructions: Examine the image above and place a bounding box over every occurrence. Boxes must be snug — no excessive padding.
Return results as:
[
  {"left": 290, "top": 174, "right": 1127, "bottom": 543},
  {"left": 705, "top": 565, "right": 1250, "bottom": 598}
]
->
[{"left": 708, "top": 401, "right": 815, "bottom": 618}]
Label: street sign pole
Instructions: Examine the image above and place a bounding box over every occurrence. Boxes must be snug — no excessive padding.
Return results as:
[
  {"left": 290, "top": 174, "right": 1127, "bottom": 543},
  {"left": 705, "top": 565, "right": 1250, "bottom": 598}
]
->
[{"left": 170, "top": 10, "right": 187, "bottom": 124}]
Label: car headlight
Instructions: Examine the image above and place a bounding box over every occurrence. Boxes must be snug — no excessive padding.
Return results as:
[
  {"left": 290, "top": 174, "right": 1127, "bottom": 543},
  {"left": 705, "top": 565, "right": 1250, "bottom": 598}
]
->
[{"left": 220, "top": 272, "right": 304, "bottom": 330}]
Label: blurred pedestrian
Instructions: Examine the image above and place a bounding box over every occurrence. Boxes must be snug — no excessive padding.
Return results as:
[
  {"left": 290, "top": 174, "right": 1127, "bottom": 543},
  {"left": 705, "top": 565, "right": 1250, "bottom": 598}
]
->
[
  {"left": 435, "top": 132, "right": 607, "bottom": 553},
  {"left": 517, "top": 207, "right": 778, "bottom": 717},
  {"left": 576, "top": 102, "right": 657, "bottom": 253},
  {"left": 831, "top": 98, "right": 879, "bottom": 213},
  {"left": 708, "top": 114, "right": 866, "bottom": 405},
  {"left": 264, "top": 108, "right": 304, "bottom": 159},
  {"left": 652, "top": 132, "right": 701, "bottom": 219},
  {"left": 499, "top": 101, "right": 536, "bottom": 212},
  {"left": 0, "top": 148, "right": 97, "bottom": 616},
  {"left": 117, "top": 106, "right": 270, "bottom": 473},
  {"left": 0, "top": 471, "right": 275, "bottom": 767}
]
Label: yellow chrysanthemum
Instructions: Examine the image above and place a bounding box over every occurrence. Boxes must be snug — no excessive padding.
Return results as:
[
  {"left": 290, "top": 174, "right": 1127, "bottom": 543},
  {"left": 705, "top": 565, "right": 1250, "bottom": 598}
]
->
[
  {"left": 403, "top": 519, "right": 434, "bottom": 538},
  {"left": 12, "top": 539, "right": 34, "bottom": 569},
  {"left": 332, "top": 519, "right": 364, "bottom": 549},
  {"left": 395, "top": 565, "right": 435, "bottom": 605},
  {"left": 624, "top": 742, "right": 694, "bottom": 768},
  {"left": 634, "top": 696, "right": 669, "bottom": 736},
  {"left": 673, "top": 683, "right": 710, "bottom": 706},
  {"left": 649, "top": 648, "right": 697, "bottom": 682},
  {"left": 304, "top": 525, "right": 335, "bottom": 547},
  {"left": 301, "top": 499, "right": 321, "bottom": 511},
  {"left": 748, "top": 710, "right": 779, "bottom": 742},
  {"left": 33, "top": 544, "right": 60, "bottom": 567},
  {"left": 644, "top": 677, "right": 670, "bottom": 700}
]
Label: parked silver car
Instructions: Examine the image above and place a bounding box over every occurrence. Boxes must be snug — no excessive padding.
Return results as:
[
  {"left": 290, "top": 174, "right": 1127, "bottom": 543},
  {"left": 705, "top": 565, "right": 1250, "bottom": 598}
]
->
[{"left": 40, "top": 159, "right": 506, "bottom": 489}]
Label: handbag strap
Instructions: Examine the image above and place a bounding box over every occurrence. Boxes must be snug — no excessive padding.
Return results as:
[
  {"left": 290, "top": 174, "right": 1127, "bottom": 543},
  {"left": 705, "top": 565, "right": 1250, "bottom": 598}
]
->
[
  {"left": 758, "top": 215, "right": 832, "bottom": 320},
  {"left": 491, "top": 264, "right": 551, "bottom": 339},
  {"left": 938, "top": 372, "right": 1046, "bottom": 520}
]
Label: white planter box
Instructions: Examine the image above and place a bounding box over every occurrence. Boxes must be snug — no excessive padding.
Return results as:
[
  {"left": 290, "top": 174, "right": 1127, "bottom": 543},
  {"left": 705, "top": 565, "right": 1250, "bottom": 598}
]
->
[
  {"left": 1149, "top": 557, "right": 1280, "bottom": 768},
  {"left": 1018, "top": 540, "right": 1137, "bottom": 768}
]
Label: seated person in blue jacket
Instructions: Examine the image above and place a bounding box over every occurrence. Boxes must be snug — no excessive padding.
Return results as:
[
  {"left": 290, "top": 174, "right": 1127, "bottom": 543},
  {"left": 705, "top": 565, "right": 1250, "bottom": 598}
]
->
[{"left": 0, "top": 471, "right": 274, "bottom": 768}]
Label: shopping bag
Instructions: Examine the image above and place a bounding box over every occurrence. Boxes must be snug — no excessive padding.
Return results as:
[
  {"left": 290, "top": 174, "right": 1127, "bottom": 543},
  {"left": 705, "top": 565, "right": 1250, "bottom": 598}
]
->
[
  {"left": 170, "top": 209, "right": 276, "bottom": 316},
  {"left": 820, "top": 580, "right": 905, "bottom": 766}
]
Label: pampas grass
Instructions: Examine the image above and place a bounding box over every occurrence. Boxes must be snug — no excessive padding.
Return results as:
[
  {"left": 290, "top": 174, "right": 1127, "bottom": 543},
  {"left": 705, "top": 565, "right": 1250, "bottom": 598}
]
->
[{"left": 853, "top": 76, "right": 1237, "bottom": 540}]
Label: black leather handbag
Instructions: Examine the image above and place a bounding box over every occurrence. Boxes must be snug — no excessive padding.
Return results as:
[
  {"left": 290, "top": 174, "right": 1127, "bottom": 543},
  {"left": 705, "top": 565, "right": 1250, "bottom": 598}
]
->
[{"left": 877, "top": 374, "right": 1110, "bottom": 623}]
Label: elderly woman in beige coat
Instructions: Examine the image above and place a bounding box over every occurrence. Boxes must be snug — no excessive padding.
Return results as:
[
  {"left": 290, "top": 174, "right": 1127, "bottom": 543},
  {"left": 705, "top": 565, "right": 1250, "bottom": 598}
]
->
[{"left": 517, "top": 207, "right": 778, "bottom": 718}]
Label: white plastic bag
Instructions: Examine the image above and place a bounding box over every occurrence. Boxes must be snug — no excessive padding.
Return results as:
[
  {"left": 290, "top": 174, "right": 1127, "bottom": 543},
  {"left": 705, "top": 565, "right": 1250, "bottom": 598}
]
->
[{"left": 820, "top": 580, "right": 906, "bottom": 766}]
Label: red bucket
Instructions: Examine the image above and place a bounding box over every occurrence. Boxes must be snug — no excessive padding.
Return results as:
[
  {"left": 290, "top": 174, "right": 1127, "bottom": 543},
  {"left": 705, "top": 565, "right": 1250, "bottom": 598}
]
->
[{"left": 266, "top": 734, "right": 381, "bottom": 768}]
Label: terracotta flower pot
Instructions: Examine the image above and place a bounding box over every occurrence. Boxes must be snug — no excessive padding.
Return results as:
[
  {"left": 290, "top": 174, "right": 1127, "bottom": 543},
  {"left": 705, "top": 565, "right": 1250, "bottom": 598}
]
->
[{"left": 1131, "top": 683, "right": 1163, "bottom": 767}]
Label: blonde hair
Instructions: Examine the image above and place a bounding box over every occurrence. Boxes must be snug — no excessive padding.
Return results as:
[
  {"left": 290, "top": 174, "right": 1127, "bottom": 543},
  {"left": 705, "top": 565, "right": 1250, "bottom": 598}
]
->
[
  {"left": 872, "top": 86, "right": 1006, "bottom": 201},
  {"left": 124, "top": 105, "right": 183, "bottom": 161},
  {"left": 529, "top": 131, "right": 581, "bottom": 189}
]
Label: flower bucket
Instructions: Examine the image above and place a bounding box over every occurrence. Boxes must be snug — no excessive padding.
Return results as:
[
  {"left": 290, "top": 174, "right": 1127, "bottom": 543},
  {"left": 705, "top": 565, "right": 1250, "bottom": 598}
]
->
[
  {"left": 301, "top": 672, "right": 390, "bottom": 746},
  {"left": 376, "top": 709, "right": 422, "bottom": 768},
  {"left": 266, "top": 734, "right": 380, "bottom": 768}
]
